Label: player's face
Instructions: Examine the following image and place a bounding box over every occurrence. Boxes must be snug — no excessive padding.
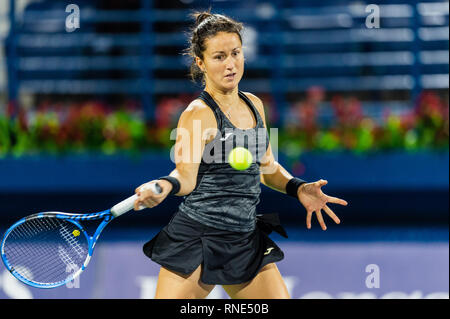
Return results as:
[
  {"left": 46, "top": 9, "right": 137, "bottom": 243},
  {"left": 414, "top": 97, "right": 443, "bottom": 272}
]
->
[{"left": 197, "top": 32, "right": 244, "bottom": 92}]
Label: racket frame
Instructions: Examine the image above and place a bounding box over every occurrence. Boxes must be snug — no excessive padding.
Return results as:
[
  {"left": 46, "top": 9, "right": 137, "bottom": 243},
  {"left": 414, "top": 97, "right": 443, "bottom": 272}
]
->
[
  {"left": 1, "top": 182, "right": 161, "bottom": 288},
  {"left": 1, "top": 210, "right": 114, "bottom": 289}
]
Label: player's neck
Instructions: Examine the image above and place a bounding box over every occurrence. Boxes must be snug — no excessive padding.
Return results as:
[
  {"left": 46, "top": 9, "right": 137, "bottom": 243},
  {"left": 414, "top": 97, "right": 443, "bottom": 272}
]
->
[{"left": 205, "top": 86, "right": 240, "bottom": 108}]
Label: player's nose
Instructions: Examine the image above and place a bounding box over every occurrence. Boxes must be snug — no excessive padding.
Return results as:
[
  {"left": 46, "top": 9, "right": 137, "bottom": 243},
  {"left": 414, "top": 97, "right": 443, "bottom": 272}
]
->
[{"left": 225, "top": 56, "right": 235, "bottom": 69}]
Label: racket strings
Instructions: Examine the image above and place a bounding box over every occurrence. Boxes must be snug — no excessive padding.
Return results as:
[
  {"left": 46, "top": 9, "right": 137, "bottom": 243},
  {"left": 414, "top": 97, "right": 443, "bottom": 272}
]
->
[
  {"left": 3, "top": 217, "right": 89, "bottom": 285},
  {"left": 10, "top": 221, "right": 85, "bottom": 283},
  {"left": 58, "top": 224, "right": 85, "bottom": 258}
]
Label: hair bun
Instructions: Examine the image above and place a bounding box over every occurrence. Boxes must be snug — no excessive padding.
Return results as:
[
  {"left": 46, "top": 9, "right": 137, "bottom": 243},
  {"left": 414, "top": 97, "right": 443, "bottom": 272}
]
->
[{"left": 193, "top": 11, "right": 214, "bottom": 26}]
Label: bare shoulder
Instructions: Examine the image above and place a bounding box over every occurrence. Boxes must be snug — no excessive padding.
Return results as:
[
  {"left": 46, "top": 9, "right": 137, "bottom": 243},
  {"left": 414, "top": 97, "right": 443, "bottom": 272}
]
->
[
  {"left": 184, "top": 98, "right": 211, "bottom": 115},
  {"left": 179, "top": 99, "right": 216, "bottom": 127},
  {"left": 242, "top": 91, "right": 262, "bottom": 105},
  {"left": 242, "top": 92, "right": 267, "bottom": 123}
]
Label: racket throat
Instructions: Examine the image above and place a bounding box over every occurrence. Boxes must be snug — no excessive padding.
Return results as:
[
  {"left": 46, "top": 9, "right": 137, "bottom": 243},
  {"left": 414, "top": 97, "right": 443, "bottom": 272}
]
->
[{"left": 83, "top": 255, "right": 92, "bottom": 270}]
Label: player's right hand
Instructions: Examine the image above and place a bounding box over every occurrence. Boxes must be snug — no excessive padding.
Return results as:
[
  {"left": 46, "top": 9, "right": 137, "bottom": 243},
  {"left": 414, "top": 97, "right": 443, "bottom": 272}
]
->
[{"left": 134, "top": 179, "right": 173, "bottom": 210}]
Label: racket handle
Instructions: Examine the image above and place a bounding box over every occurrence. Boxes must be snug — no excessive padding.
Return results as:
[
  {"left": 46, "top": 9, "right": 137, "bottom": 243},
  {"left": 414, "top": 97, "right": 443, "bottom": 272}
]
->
[{"left": 111, "top": 183, "right": 162, "bottom": 217}]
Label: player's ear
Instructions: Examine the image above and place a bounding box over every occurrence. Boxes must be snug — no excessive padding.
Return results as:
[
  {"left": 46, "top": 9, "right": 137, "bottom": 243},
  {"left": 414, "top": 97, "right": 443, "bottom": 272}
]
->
[{"left": 196, "top": 56, "right": 205, "bottom": 73}]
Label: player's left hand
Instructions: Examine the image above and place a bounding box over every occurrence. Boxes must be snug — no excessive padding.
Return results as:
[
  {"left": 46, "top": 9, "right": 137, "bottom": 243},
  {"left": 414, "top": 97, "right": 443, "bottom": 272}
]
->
[{"left": 297, "top": 179, "right": 348, "bottom": 230}]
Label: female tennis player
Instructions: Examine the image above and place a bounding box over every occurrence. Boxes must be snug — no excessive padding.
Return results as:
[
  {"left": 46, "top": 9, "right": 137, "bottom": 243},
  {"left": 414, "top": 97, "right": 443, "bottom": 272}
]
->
[{"left": 134, "top": 12, "right": 348, "bottom": 299}]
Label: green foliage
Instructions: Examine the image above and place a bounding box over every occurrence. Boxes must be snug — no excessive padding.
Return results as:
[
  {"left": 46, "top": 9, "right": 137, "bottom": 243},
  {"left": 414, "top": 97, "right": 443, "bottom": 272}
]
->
[{"left": 0, "top": 92, "right": 448, "bottom": 157}]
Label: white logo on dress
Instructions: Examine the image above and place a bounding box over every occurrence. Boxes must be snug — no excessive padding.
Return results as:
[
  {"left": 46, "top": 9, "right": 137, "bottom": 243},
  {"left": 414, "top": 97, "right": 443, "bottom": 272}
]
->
[
  {"left": 220, "top": 133, "right": 233, "bottom": 141},
  {"left": 264, "top": 247, "right": 274, "bottom": 255}
]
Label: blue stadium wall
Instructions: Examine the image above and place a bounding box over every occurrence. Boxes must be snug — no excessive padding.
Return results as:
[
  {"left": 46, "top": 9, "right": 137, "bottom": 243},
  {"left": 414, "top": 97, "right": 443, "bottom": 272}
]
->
[{"left": 0, "top": 151, "right": 447, "bottom": 226}]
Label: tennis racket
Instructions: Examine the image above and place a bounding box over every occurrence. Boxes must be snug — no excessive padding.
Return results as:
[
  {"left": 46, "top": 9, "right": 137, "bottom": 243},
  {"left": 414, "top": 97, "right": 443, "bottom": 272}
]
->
[{"left": 0, "top": 182, "right": 162, "bottom": 289}]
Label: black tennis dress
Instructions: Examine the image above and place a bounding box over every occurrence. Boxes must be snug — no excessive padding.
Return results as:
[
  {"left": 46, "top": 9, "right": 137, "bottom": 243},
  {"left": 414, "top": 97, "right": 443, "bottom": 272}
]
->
[{"left": 143, "top": 90, "right": 287, "bottom": 285}]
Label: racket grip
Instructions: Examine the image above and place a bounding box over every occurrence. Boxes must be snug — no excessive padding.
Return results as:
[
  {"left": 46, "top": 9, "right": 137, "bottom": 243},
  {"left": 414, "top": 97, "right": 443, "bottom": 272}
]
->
[{"left": 110, "top": 183, "right": 162, "bottom": 217}]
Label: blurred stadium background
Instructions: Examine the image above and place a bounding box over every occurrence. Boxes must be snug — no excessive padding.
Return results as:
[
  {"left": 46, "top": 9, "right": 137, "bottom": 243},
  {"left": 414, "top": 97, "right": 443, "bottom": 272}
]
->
[{"left": 0, "top": 0, "right": 448, "bottom": 299}]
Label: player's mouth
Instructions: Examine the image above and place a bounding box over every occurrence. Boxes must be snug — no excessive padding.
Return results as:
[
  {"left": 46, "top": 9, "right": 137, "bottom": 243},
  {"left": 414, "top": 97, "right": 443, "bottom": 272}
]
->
[{"left": 225, "top": 73, "right": 236, "bottom": 80}]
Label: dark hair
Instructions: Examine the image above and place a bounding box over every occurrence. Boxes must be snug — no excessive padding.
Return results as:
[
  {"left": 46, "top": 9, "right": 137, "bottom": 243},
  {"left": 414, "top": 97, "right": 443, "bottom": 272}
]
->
[{"left": 184, "top": 11, "right": 244, "bottom": 83}]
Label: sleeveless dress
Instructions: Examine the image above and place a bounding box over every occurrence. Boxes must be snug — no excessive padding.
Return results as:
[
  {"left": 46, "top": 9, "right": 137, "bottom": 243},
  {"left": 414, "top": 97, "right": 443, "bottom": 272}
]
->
[
  {"left": 143, "top": 91, "right": 287, "bottom": 285},
  {"left": 178, "top": 90, "right": 270, "bottom": 232}
]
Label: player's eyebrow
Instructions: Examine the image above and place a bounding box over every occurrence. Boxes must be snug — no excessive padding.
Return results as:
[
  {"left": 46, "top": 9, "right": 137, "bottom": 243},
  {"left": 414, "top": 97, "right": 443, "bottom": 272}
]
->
[{"left": 211, "top": 47, "right": 241, "bottom": 54}]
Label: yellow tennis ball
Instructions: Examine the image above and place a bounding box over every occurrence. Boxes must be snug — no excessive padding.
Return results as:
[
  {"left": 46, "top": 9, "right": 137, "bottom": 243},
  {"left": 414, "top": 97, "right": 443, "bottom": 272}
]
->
[
  {"left": 72, "top": 230, "right": 80, "bottom": 237},
  {"left": 228, "top": 147, "right": 253, "bottom": 171}
]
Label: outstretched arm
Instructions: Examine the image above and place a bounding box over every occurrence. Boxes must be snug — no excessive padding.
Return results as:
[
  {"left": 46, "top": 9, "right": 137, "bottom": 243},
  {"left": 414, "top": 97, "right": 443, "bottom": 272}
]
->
[{"left": 245, "top": 92, "right": 348, "bottom": 230}]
